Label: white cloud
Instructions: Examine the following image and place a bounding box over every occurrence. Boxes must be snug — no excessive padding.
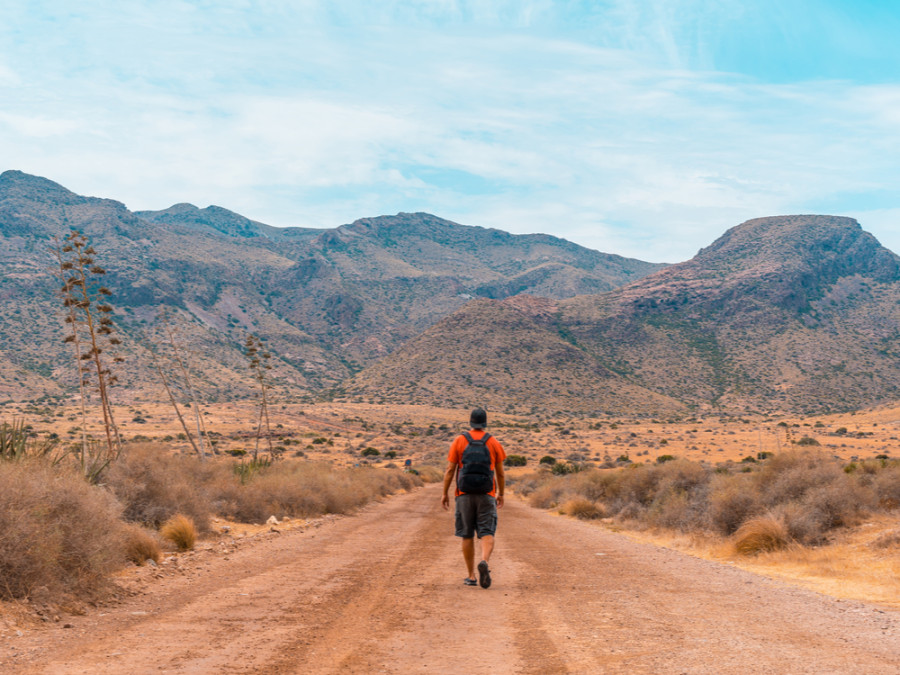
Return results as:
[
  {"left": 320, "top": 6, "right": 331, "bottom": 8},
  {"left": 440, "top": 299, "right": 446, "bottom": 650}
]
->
[{"left": 1, "top": 2, "right": 899, "bottom": 263}]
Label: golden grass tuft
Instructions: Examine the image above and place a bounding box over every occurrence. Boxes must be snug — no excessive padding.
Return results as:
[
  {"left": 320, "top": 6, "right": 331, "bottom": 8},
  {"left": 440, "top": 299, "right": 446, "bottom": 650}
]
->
[
  {"left": 559, "top": 497, "right": 605, "bottom": 520},
  {"left": 733, "top": 516, "right": 789, "bottom": 556},
  {"left": 123, "top": 524, "right": 162, "bottom": 565},
  {"left": 160, "top": 514, "right": 197, "bottom": 551}
]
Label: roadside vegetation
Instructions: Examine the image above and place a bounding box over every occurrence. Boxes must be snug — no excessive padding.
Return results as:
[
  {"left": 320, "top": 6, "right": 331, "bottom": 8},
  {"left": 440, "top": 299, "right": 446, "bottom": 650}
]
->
[
  {"left": 0, "top": 423, "right": 427, "bottom": 606},
  {"left": 516, "top": 450, "right": 900, "bottom": 553}
]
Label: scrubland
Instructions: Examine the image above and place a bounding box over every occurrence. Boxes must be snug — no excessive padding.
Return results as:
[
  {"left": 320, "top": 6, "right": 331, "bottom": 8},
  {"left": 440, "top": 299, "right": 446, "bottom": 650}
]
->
[
  {"left": 0, "top": 436, "right": 428, "bottom": 608},
  {"left": 516, "top": 449, "right": 900, "bottom": 605}
]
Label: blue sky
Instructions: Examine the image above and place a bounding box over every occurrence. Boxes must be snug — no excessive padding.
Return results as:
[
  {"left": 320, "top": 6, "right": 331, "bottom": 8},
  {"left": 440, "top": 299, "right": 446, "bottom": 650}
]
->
[{"left": 1, "top": 1, "right": 899, "bottom": 262}]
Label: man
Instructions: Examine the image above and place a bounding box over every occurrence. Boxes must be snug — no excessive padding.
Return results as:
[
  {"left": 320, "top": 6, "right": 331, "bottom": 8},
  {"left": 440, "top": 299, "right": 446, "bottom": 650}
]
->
[{"left": 441, "top": 407, "right": 506, "bottom": 589}]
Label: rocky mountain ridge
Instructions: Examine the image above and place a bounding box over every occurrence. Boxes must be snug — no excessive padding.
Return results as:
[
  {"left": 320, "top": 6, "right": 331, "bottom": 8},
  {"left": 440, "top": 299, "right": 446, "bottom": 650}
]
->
[
  {"left": 351, "top": 215, "right": 900, "bottom": 415},
  {"left": 0, "top": 170, "right": 663, "bottom": 402}
]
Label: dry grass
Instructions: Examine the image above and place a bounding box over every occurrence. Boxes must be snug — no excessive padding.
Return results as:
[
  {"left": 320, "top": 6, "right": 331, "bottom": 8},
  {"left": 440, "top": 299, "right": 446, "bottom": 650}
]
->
[
  {"left": 733, "top": 516, "right": 789, "bottom": 555},
  {"left": 870, "top": 529, "right": 900, "bottom": 549},
  {"left": 209, "top": 462, "right": 423, "bottom": 523},
  {"left": 160, "top": 514, "right": 197, "bottom": 551},
  {"left": 105, "top": 443, "right": 214, "bottom": 532},
  {"left": 122, "top": 524, "right": 162, "bottom": 565},
  {"left": 559, "top": 497, "right": 604, "bottom": 520},
  {"left": 0, "top": 460, "right": 125, "bottom": 601}
]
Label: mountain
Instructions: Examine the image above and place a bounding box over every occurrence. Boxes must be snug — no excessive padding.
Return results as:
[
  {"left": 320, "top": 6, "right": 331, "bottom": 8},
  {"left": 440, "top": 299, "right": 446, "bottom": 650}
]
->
[
  {"left": 0, "top": 170, "right": 663, "bottom": 402},
  {"left": 350, "top": 215, "right": 900, "bottom": 415}
]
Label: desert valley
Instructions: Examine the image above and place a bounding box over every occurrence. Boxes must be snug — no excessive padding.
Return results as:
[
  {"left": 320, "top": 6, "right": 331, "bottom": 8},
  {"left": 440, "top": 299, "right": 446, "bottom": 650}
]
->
[{"left": 1, "top": 171, "right": 899, "bottom": 673}]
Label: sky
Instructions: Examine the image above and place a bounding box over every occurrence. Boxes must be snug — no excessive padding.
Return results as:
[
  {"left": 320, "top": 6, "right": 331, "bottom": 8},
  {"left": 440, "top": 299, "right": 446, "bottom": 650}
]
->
[{"left": 1, "top": 1, "right": 899, "bottom": 262}]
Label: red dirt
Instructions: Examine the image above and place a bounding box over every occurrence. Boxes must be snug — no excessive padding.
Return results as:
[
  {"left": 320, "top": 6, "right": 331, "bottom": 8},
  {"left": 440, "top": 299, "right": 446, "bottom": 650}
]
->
[{"left": 2, "top": 485, "right": 899, "bottom": 674}]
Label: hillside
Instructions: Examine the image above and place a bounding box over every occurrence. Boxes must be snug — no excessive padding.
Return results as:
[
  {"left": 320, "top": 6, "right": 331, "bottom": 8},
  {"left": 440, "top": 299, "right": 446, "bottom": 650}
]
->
[
  {"left": 0, "top": 170, "right": 662, "bottom": 401},
  {"left": 351, "top": 215, "right": 900, "bottom": 415}
]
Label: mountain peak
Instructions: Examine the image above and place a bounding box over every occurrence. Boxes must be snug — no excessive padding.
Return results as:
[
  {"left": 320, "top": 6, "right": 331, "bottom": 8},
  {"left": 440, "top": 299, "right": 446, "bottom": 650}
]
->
[
  {"left": 0, "top": 170, "right": 84, "bottom": 205},
  {"left": 690, "top": 214, "right": 900, "bottom": 283}
]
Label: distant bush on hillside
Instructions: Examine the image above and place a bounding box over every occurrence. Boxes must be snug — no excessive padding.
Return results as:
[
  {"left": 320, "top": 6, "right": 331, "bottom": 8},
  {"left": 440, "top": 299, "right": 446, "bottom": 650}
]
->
[{"left": 505, "top": 455, "right": 527, "bottom": 467}]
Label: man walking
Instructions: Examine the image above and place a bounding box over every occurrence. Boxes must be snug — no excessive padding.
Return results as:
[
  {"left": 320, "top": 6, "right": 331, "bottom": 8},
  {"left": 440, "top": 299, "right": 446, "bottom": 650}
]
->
[{"left": 441, "top": 407, "right": 506, "bottom": 588}]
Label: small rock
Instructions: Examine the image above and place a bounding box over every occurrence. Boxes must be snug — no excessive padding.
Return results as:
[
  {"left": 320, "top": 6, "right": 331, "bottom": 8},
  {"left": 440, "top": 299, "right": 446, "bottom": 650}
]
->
[
  {"left": 63, "top": 624, "right": 73, "bottom": 629},
  {"left": 266, "top": 516, "right": 279, "bottom": 525},
  {"left": 146, "top": 559, "right": 158, "bottom": 568}
]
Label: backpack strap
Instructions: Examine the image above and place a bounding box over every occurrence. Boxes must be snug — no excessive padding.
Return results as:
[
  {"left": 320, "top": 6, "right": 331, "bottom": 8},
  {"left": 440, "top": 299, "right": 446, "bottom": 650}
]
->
[{"left": 462, "top": 431, "right": 473, "bottom": 444}]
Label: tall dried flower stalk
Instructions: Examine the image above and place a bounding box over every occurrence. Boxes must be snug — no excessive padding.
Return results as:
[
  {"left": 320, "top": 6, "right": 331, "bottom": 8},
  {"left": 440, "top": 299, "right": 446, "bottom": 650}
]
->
[
  {"left": 55, "top": 230, "right": 123, "bottom": 461},
  {"left": 244, "top": 334, "right": 273, "bottom": 461},
  {"left": 158, "top": 309, "right": 208, "bottom": 457}
]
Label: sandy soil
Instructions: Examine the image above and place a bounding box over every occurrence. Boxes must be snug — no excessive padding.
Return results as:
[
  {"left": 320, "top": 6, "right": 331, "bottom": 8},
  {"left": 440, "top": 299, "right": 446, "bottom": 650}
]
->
[{"left": 2, "top": 485, "right": 898, "bottom": 674}]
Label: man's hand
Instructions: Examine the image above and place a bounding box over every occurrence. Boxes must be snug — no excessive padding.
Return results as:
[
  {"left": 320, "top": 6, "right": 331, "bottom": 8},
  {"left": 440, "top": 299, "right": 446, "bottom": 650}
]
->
[
  {"left": 497, "top": 494, "right": 504, "bottom": 509},
  {"left": 441, "top": 492, "right": 450, "bottom": 510}
]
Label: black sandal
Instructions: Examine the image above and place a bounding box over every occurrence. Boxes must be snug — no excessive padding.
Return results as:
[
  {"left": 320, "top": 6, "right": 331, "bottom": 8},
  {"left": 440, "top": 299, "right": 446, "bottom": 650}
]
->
[{"left": 463, "top": 578, "right": 477, "bottom": 586}]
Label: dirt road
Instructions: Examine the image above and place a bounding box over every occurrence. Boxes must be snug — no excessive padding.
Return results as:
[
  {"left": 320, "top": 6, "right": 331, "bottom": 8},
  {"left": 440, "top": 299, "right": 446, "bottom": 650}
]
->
[{"left": 3, "top": 484, "right": 899, "bottom": 674}]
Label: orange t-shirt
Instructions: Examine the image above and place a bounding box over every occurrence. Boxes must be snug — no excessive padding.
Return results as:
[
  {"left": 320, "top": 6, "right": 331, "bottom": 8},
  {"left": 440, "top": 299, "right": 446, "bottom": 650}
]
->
[{"left": 448, "top": 430, "right": 506, "bottom": 497}]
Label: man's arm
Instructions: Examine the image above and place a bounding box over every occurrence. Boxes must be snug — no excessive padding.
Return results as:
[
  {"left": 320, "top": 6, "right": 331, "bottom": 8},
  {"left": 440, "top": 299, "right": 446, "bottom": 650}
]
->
[
  {"left": 441, "top": 462, "right": 457, "bottom": 510},
  {"left": 495, "top": 460, "right": 505, "bottom": 508}
]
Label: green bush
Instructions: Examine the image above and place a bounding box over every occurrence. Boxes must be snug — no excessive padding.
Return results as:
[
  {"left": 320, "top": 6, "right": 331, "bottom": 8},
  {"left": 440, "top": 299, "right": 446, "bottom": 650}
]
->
[
  {"left": 656, "top": 454, "right": 676, "bottom": 464},
  {"left": 539, "top": 455, "right": 556, "bottom": 465},
  {"left": 505, "top": 455, "right": 527, "bottom": 467},
  {"left": 361, "top": 447, "right": 380, "bottom": 457}
]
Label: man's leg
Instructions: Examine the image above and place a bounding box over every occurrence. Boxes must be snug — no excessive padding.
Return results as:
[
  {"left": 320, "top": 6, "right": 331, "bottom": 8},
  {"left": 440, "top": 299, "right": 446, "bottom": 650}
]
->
[
  {"left": 480, "top": 534, "right": 494, "bottom": 563},
  {"left": 462, "top": 537, "right": 476, "bottom": 579}
]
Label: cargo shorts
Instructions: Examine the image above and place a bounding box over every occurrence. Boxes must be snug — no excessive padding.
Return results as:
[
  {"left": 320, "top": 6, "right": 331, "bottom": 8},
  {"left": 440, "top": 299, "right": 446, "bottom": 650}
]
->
[{"left": 455, "top": 493, "right": 498, "bottom": 538}]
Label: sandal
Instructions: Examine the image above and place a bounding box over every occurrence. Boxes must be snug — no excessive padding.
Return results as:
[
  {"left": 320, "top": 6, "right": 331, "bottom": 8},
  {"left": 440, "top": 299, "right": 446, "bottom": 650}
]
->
[{"left": 463, "top": 578, "right": 477, "bottom": 586}]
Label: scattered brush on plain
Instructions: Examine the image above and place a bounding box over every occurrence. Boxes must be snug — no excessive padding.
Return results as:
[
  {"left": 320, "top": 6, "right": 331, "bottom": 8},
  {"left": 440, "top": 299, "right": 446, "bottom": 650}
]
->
[{"left": 520, "top": 450, "right": 900, "bottom": 549}]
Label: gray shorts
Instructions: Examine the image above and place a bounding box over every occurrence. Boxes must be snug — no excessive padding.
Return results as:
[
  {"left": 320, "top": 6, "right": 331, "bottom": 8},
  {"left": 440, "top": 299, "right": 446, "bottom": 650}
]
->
[{"left": 455, "top": 494, "right": 498, "bottom": 539}]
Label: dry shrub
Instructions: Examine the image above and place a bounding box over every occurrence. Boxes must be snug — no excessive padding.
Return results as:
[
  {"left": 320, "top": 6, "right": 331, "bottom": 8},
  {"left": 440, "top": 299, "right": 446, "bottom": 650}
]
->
[
  {"left": 870, "top": 529, "right": 900, "bottom": 549},
  {"left": 528, "top": 479, "right": 570, "bottom": 509},
  {"left": 0, "top": 461, "right": 126, "bottom": 601},
  {"left": 608, "top": 464, "right": 664, "bottom": 513},
  {"left": 511, "top": 471, "right": 550, "bottom": 497},
  {"left": 708, "top": 473, "right": 762, "bottom": 535},
  {"left": 160, "top": 514, "right": 196, "bottom": 551},
  {"left": 757, "top": 450, "right": 843, "bottom": 507},
  {"left": 802, "top": 481, "right": 874, "bottom": 530},
  {"left": 773, "top": 501, "right": 828, "bottom": 545},
  {"left": 559, "top": 497, "right": 604, "bottom": 520},
  {"left": 105, "top": 443, "right": 213, "bottom": 532},
  {"left": 566, "top": 470, "right": 617, "bottom": 502},
  {"left": 123, "top": 524, "right": 162, "bottom": 565},
  {"left": 872, "top": 464, "right": 900, "bottom": 509},
  {"left": 733, "top": 516, "right": 789, "bottom": 556},
  {"left": 414, "top": 465, "right": 445, "bottom": 482},
  {"left": 209, "top": 463, "right": 422, "bottom": 523},
  {"left": 649, "top": 490, "right": 698, "bottom": 531}
]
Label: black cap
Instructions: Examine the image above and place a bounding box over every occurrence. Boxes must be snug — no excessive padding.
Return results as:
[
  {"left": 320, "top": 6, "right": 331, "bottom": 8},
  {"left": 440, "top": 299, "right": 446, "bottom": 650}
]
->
[{"left": 470, "top": 407, "right": 487, "bottom": 429}]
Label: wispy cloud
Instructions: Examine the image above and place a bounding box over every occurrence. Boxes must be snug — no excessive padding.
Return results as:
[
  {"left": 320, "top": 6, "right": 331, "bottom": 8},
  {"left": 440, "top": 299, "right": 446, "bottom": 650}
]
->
[{"left": 1, "top": 1, "right": 899, "bottom": 261}]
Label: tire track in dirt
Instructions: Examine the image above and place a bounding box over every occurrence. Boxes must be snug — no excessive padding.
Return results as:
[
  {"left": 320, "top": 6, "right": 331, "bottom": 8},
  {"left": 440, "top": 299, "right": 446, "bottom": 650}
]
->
[{"left": 2, "top": 484, "right": 899, "bottom": 674}]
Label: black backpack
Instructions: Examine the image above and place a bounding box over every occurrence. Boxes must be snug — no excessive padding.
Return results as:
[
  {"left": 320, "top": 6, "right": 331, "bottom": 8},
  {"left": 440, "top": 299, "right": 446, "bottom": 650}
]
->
[{"left": 457, "top": 432, "right": 494, "bottom": 495}]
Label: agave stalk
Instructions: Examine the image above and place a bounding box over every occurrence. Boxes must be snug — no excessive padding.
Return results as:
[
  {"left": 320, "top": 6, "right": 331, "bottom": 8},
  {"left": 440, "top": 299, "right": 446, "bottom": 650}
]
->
[
  {"left": 53, "top": 239, "right": 89, "bottom": 466},
  {"left": 244, "top": 334, "right": 274, "bottom": 461},
  {"left": 141, "top": 339, "right": 203, "bottom": 458},
  {"left": 158, "top": 309, "right": 208, "bottom": 458},
  {"left": 56, "top": 230, "right": 123, "bottom": 461}
]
